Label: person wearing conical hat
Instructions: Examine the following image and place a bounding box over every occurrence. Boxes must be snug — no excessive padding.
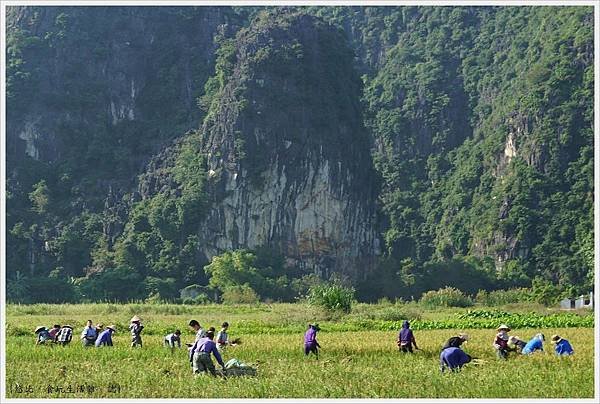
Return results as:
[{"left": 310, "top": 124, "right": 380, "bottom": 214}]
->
[
  {"left": 493, "top": 324, "right": 511, "bottom": 360},
  {"left": 550, "top": 334, "right": 574, "bottom": 356},
  {"left": 34, "top": 326, "right": 52, "bottom": 345},
  {"left": 56, "top": 325, "right": 73, "bottom": 346},
  {"left": 96, "top": 325, "right": 115, "bottom": 347},
  {"left": 129, "top": 315, "right": 144, "bottom": 348}
]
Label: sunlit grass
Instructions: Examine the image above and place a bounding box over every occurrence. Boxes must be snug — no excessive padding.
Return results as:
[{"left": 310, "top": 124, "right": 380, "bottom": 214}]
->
[{"left": 5, "top": 303, "right": 594, "bottom": 398}]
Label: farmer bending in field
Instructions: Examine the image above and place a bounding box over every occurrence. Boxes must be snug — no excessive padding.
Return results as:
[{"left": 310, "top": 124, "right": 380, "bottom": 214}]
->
[
  {"left": 48, "top": 324, "right": 61, "bottom": 342},
  {"left": 440, "top": 346, "right": 472, "bottom": 372},
  {"left": 35, "top": 326, "right": 52, "bottom": 345},
  {"left": 493, "top": 324, "right": 511, "bottom": 360},
  {"left": 522, "top": 333, "right": 545, "bottom": 355},
  {"left": 164, "top": 330, "right": 182, "bottom": 348},
  {"left": 550, "top": 334, "right": 574, "bottom": 356},
  {"left": 95, "top": 325, "right": 115, "bottom": 347},
  {"left": 81, "top": 320, "right": 98, "bottom": 347},
  {"left": 508, "top": 336, "right": 527, "bottom": 353},
  {"left": 304, "top": 323, "right": 322, "bottom": 359},
  {"left": 129, "top": 315, "right": 144, "bottom": 348},
  {"left": 442, "top": 333, "right": 469, "bottom": 350},
  {"left": 56, "top": 325, "right": 73, "bottom": 346},
  {"left": 397, "top": 320, "right": 419, "bottom": 353},
  {"left": 190, "top": 330, "right": 225, "bottom": 377}
]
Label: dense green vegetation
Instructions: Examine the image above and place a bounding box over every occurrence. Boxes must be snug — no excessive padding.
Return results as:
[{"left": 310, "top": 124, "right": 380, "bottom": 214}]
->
[{"left": 5, "top": 7, "right": 594, "bottom": 303}]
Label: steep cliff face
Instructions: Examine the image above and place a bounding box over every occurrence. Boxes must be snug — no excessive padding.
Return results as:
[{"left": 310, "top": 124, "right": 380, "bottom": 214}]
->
[
  {"left": 7, "top": 6, "right": 237, "bottom": 178},
  {"left": 195, "top": 12, "right": 379, "bottom": 279}
]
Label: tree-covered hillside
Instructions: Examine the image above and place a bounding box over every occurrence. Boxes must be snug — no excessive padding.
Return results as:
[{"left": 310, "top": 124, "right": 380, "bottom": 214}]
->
[{"left": 5, "top": 6, "right": 594, "bottom": 303}]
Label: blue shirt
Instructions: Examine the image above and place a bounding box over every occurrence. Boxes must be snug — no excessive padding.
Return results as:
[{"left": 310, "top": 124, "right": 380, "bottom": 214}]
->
[
  {"left": 522, "top": 337, "right": 544, "bottom": 354},
  {"left": 95, "top": 329, "right": 114, "bottom": 347},
  {"left": 440, "top": 347, "right": 471, "bottom": 371},
  {"left": 554, "top": 339, "right": 574, "bottom": 356},
  {"left": 190, "top": 337, "right": 224, "bottom": 367}
]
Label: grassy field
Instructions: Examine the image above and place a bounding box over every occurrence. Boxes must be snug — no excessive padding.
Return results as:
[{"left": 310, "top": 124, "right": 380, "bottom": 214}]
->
[{"left": 5, "top": 303, "right": 595, "bottom": 398}]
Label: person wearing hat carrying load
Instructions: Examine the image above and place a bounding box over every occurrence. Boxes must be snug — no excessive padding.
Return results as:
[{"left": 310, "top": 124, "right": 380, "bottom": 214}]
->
[
  {"left": 522, "top": 333, "right": 545, "bottom": 355},
  {"left": 35, "top": 326, "right": 52, "bottom": 345},
  {"left": 81, "top": 320, "right": 98, "bottom": 347},
  {"left": 397, "top": 320, "right": 419, "bottom": 353},
  {"left": 189, "top": 330, "right": 225, "bottom": 377},
  {"left": 95, "top": 325, "right": 115, "bottom": 347},
  {"left": 304, "top": 323, "right": 322, "bottom": 359},
  {"left": 129, "top": 315, "right": 144, "bottom": 348},
  {"left": 550, "top": 335, "right": 574, "bottom": 356},
  {"left": 56, "top": 325, "right": 73, "bottom": 346},
  {"left": 493, "top": 324, "right": 511, "bottom": 359},
  {"left": 508, "top": 336, "right": 527, "bottom": 353},
  {"left": 442, "top": 333, "right": 469, "bottom": 350},
  {"left": 440, "top": 346, "right": 472, "bottom": 372}
]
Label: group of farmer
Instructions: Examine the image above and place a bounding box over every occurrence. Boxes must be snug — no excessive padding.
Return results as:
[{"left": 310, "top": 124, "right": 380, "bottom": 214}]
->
[
  {"left": 34, "top": 317, "right": 237, "bottom": 377},
  {"left": 392, "top": 320, "right": 575, "bottom": 372},
  {"left": 493, "top": 324, "right": 574, "bottom": 359},
  {"left": 35, "top": 317, "right": 576, "bottom": 376}
]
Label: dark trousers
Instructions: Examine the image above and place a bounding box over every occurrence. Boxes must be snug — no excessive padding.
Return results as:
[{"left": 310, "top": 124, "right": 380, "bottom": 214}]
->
[
  {"left": 304, "top": 343, "right": 319, "bottom": 358},
  {"left": 131, "top": 335, "right": 142, "bottom": 348},
  {"left": 399, "top": 344, "right": 413, "bottom": 353},
  {"left": 193, "top": 352, "right": 217, "bottom": 376}
]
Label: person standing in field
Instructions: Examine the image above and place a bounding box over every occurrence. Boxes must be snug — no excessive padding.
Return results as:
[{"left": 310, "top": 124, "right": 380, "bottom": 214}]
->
[
  {"left": 493, "top": 324, "right": 511, "bottom": 359},
  {"left": 81, "top": 320, "right": 98, "bottom": 347},
  {"left": 190, "top": 330, "right": 225, "bottom": 377},
  {"left": 34, "top": 326, "right": 52, "bottom": 345},
  {"left": 95, "top": 325, "right": 115, "bottom": 347},
  {"left": 521, "top": 333, "right": 545, "bottom": 355},
  {"left": 164, "top": 330, "right": 182, "bottom": 348},
  {"left": 440, "top": 346, "right": 472, "bottom": 372},
  {"left": 442, "top": 333, "right": 469, "bottom": 350},
  {"left": 188, "top": 319, "right": 207, "bottom": 343},
  {"left": 129, "top": 315, "right": 144, "bottom": 348},
  {"left": 397, "top": 320, "right": 419, "bottom": 353},
  {"left": 48, "top": 324, "right": 61, "bottom": 342},
  {"left": 304, "top": 323, "right": 322, "bottom": 359},
  {"left": 56, "top": 325, "right": 73, "bottom": 346},
  {"left": 550, "top": 334, "right": 574, "bottom": 356}
]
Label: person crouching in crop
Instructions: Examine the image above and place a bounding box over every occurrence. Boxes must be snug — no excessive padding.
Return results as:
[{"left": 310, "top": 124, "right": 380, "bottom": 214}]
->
[
  {"left": 397, "top": 320, "right": 419, "bottom": 353},
  {"left": 95, "top": 325, "right": 115, "bottom": 347},
  {"left": 440, "top": 346, "right": 472, "bottom": 372},
  {"left": 550, "top": 334, "right": 574, "bottom": 356},
  {"left": 522, "top": 333, "right": 545, "bottom": 355},
  {"left": 129, "top": 315, "right": 144, "bottom": 348},
  {"left": 35, "top": 326, "right": 52, "bottom": 345},
  {"left": 164, "top": 330, "right": 182, "bottom": 349},
  {"left": 442, "top": 333, "right": 469, "bottom": 350},
  {"left": 493, "top": 324, "right": 511, "bottom": 360},
  {"left": 508, "top": 336, "right": 527, "bottom": 353},
  {"left": 56, "top": 325, "right": 73, "bottom": 346},
  {"left": 304, "top": 323, "right": 322, "bottom": 359},
  {"left": 81, "top": 320, "right": 97, "bottom": 347}
]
